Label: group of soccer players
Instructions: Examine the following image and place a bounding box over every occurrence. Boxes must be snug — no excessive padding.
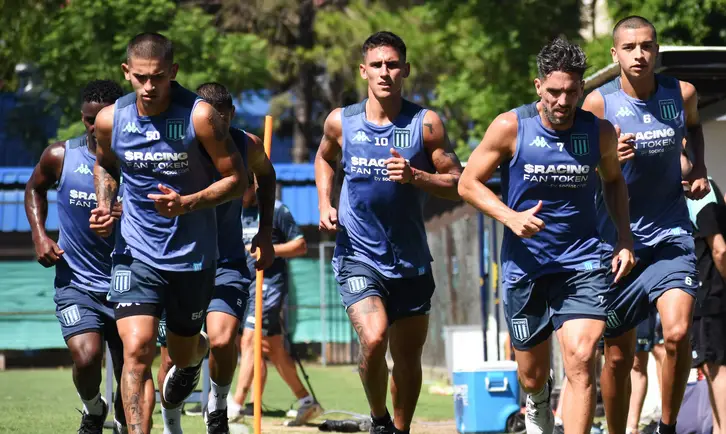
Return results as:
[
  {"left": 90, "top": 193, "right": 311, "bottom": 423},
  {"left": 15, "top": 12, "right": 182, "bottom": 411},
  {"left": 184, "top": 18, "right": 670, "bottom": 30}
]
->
[{"left": 24, "top": 12, "right": 711, "bottom": 434}]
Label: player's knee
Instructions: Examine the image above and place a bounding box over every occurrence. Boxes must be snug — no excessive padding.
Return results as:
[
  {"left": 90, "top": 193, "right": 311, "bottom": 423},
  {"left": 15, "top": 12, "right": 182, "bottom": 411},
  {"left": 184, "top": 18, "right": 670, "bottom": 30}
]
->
[
  {"left": 604, "top": 348, "right": 632, "bottom": 375},
  {"left": 358, "top": 329, "right": 387, "bottom": 359},
  {"left": 518, "top": 372, "right": 548, "bottom": 392},
  {"left": 662, "top": 321, "right": 690, "bottom": 351},
  {"left": 241, "top": 329, "right": 255, "bottom": 349},
  {"left": 69, "top": 337, "right": 104, "bottom": 372},
  {"left": 564, "top": 345, "right": 598, "bottom": 382},
  {"left": 209, "top": 328, "right": 236, "bottom": 352},
  {"left": 123, "top": 336, "right": 156, "bottom": 367}
]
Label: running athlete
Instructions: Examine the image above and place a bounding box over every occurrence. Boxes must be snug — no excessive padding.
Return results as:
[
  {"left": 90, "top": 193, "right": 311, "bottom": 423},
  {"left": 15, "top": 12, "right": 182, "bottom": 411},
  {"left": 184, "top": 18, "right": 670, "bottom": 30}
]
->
[
  {"left": 229, "top": 184, "right": 322, "bottom": 426},
  {"left": 315, "top": 31, "right": 463, "bottom": 434},
  {"left": 155, "top": 82, "right": 276, "bottom": 434},
  {"left": 458, "top": 38, "right": 635, "bottom": 434},
  {"left": 90, "top": 33, "right": 256, "bottom": 433},
  {"left": 25, "top": 79, "right": 127, "bottom": 434},
  {"left": 582, "top": 16, "right": 709, "bottom": 434}
]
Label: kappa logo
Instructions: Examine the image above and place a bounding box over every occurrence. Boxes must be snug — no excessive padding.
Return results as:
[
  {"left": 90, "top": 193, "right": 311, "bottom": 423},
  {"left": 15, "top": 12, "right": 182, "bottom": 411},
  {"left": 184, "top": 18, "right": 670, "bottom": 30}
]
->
[
  {"left": 74, "top": 164, "right": 92, "bottom": 175},
  {"left": 616, "top": 107, "right": 635, "bottom": 117},
  {"left": 528, "top": 136, "right": 551, "bottom": 149},
  {"left": 352, "top": 131, "right": 372, "bottom": 143},
  {"left": 122, "top": 122, "right": 142, "bottom": 134},
  {"left": 61, "top": 305, "right": 81, "bottom": 326}
]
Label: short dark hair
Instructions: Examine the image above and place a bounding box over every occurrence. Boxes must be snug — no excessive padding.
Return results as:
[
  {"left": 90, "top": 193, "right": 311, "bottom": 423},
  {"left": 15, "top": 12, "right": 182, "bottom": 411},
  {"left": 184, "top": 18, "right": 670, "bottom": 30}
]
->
[
  {"left": 126, "top": 32, "right": 174, "bottom": 65},
  {"left": 81, "top": 79, "right": 124, "bottom": 105},
  {"left": 196, "top": 82, "right": 234, "bottom": 111},
  {"left": 361, "top": 31, "right": 407, "bottom": 61},
  {"left": 536, "top": 37, "right": 588, "bottom": 79},
  {"left": 613, "top": 15, "right": 657, "bottom": 43}
]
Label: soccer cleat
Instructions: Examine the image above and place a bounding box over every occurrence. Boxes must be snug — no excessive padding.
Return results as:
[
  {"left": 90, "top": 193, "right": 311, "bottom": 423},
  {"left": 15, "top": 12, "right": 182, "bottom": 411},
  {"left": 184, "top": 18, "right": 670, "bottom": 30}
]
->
[
  {"left": 77, "top": 396, "right": 109, "bottom": 434},
  {"left": 368, "top": 414, "right": 395, "bottom": 434},
  {"left": 113, "top": 418, "right": 128, "bottom": 434},
  {"left": 284, "top": 400, "right": 324, "bottom": 427},
  {"left": 184, "top": 403, "right": 203, "bottom": 417},
  {"left": 205, "top": 406, "right": 230, "bottom": 434},
  {"left": 162, "top": 331, "right": 209, "bottom": 406},
  {"left": 525, "top": 375, "right": 555, "bottom": 434}
]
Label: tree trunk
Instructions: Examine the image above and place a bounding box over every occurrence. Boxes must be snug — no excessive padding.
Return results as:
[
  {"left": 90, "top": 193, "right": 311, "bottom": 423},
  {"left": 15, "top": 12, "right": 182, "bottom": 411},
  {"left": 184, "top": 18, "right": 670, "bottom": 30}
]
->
[{"left": 291, "top": 0, "right": 316, "bottom": 163}]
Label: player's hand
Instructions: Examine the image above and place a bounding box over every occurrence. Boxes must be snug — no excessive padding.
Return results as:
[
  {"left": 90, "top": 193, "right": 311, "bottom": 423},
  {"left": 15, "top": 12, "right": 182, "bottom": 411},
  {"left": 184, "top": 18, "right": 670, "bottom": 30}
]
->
[
  {"left": 89, "top": 207, "right": 116, "bottom": 238},
  {"left": 683, "top": 164, "right": 710, "bottom": 200},
  {"left": 34, "top": 235, "right": 64, "bottom": 267},
  {"left": 384, "top": 149, "right": 413, "bottom": 183},
  {"left": 612, "top": 238, "right": 636, "bottom": 284},
  {"left": 148, "top": 184, "right": 187, "bottom": 218},
  {"left": 111, "top": 201, "right": 123, "bottom": 219},
  {"left": 614, "top": 125, "right": 636, "bottom": 163},
  {"left": 319, "top": 206, "right": 339, "bottom": 232},
  {"left": 506, "top": 200, "right": 545, "bottom": 238},
  {"left": 250, "top": 227, "right": 274, "bottom": 270}
]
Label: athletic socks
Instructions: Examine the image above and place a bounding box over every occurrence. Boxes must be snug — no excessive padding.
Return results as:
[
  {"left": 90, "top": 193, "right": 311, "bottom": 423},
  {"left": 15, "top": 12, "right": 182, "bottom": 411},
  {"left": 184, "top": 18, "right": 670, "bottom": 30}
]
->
[
  {"left": 298, "top": 394, "right": 315, "bottom": 407},
  {"left": 529, "top": 382, "right": 549, "bottom": 404},
  {"left": 207, "top": 379, "right": 231, "bottom": 413},
  {"left": 554, "top": 416, "right": 563, "bottom": 426},
  {"left": 371, "top": 409, "right": 392, "bottom": 426},
  {"left": 162, "top": 405, "right": 184, "bottom": 434},
  {"left": 656, "top": 420, "right": 676, "bottom": 434},
  {"left": 80, "top": 393, "right": 105, "bottom": 416}
]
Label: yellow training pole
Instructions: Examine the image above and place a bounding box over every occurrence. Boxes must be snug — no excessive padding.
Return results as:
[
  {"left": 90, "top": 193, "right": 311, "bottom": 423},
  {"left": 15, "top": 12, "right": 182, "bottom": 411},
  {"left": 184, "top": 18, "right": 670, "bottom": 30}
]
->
[{"left": 254, "top": 115, "right": 273, "bottom": 434}]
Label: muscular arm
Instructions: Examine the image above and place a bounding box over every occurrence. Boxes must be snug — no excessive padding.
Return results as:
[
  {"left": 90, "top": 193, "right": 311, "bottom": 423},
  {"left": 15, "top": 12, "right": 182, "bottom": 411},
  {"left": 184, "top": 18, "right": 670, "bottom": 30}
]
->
[
  {"left": 413, "top": 110, "right": 463, "bottom": 200},
  {"left": 184, "top": 102, "right": 248, "bottom": 211},
  {"left": 315, "top": 109, "right": 342, "bottom": 212},
  {"left": 245, "top": 132, "right": 276, "bottom": 231},
  {"left": 457, "top": 112, "right": 519, "bottom": 224},
  {"left": 707, "top": 233, "right": 726, "bottom": 280},
  {"left": 93, "top": 105, "right": 121, "bottom": 209},
  {"left": 597, "top": 118, "right": 632, "bottom": 243},
  {"left": 681, "top": 81, "right": 706, "bottom": 171},
  {"left": 274, "top": 237, "right": 307, "bottom": 258},
  {"left": 25, "top": 141, "right": 64, "bottom": 245}
]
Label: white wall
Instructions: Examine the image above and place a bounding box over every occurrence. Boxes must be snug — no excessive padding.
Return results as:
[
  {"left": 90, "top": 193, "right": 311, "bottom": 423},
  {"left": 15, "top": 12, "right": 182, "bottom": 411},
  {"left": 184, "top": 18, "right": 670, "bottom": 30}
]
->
[{"left": 703, "top": 119, "right": 726, "bottom": 190}]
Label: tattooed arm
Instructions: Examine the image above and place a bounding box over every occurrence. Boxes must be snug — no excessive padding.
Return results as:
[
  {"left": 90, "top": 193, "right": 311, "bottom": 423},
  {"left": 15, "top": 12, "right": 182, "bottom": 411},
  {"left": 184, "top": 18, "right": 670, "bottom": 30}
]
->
[
  {"left": 385, "top": 109, "right": 463, "bottom": 200},
  {"left": 25, "top": 141, "right": 65, "bottom": 266},
  {"left": 179, "top": 102, "right": 248, "bottom": 212},
  {"left": 91, "top": 105, "right": 121, "bottom": 237}
]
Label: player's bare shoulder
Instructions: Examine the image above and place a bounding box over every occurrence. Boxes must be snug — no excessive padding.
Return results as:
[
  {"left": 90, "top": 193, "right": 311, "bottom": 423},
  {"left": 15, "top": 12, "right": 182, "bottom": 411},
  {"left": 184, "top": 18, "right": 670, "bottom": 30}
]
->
[
  {"left": 481, "top": 111, "right": 519, "bottom": 157},
  {"left": 323, "top": 108, "right": 343, "bottom": 145},
  {"left": 582, "top": 90, "right": 605, "bottom": 118},
  {"left": 678, "top": 79, "right": 697, "bottom": 102},
  {"left": 94, "top": 104, "right": 116, "bottom": 135}
]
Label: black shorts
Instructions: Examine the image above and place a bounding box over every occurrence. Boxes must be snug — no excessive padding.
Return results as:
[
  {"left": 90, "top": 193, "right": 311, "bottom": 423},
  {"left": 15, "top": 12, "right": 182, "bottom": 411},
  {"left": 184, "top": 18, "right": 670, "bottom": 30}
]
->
[
  {"left": 691, "top": 315, "right": 726, "bottom": 368},
  {"left": 109, "top": 255, "right": 215, "bottom": 337}
]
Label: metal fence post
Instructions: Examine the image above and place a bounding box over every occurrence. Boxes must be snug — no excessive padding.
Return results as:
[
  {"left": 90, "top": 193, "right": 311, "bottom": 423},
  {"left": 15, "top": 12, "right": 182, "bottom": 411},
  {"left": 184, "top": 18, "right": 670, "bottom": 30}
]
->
[{"left": 319, "top": 242, "right": 327, "bottom": 366}]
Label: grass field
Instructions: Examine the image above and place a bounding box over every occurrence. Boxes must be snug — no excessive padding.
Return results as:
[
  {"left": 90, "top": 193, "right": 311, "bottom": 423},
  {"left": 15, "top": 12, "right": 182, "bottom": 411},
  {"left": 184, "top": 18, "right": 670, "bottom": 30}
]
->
[{"left": 0, "top": 361, "right": 458, "bottom": 433}]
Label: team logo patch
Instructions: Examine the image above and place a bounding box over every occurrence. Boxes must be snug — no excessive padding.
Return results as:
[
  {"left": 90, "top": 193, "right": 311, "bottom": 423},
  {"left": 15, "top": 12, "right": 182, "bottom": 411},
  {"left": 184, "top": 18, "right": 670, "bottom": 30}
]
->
[
  {"left": 659, "top": 99, "right": 678, "bottom": 120},
  {"left": 165, "top": 119, "right": 185, "bottom": 141},
  {"left": 61, "top": 305, "right": 81, "bottom": 327},
  {"left": 113, "top": 270, "right": 131, "bottom": 293},
  {"left": 347, "top": 276, "right": 368, "bottom": 294},
  {"left": 393, "top": 129, "right": 411, "bottom": 149},
  {"left": 606, "top": 310, "right": 622, "bottom": 329},
  {"left": 570, "top": 133, "right": 589, "bottom": 156},
  {"left": 510, "top": 318, "right": 530, "bottom": 341}
]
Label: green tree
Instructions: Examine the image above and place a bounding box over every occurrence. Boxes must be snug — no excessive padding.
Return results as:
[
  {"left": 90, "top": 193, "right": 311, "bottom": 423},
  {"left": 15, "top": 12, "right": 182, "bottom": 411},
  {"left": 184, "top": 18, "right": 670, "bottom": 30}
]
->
[{"left": 14, "top": 0, "right": 268, "bottom": 150}]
